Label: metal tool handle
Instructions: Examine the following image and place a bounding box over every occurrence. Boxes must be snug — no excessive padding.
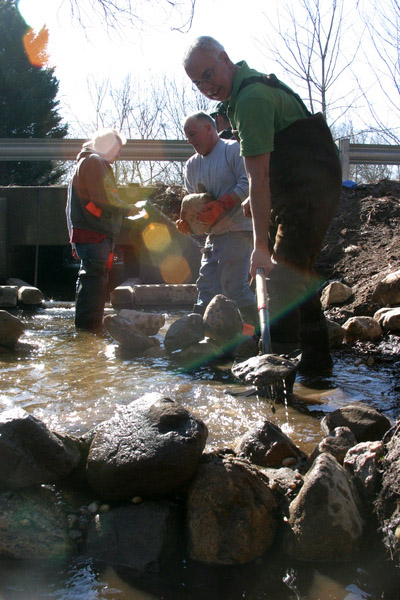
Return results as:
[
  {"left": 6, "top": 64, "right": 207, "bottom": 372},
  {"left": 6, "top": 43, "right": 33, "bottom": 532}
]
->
[{"left": 255, "top": 267, "right": 272, "bottom": 354}]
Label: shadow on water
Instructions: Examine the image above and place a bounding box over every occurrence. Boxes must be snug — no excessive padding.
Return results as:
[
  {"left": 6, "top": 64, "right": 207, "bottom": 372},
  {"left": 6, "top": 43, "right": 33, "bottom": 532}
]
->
[{"left": 0, "top": 305, "right": 399, "bottom": 599}]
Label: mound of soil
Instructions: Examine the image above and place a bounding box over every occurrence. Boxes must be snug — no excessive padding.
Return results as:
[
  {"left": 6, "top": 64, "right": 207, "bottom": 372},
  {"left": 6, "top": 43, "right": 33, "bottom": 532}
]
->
[
  {"left": 316, "top": 179, "right": 400, "bottom": 318},
  {"left": 152, "top": 179, "right": 400, "bottom": 319}
]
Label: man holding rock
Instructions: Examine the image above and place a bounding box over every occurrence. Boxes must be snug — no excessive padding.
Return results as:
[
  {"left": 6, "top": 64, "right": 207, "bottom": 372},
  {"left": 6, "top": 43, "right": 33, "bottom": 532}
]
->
[
  {"left": 177, "top": 111, "right": 258, "bottom": 331},
  {"left": 183, "top": 37, "right": 342, "bottom": 376}
]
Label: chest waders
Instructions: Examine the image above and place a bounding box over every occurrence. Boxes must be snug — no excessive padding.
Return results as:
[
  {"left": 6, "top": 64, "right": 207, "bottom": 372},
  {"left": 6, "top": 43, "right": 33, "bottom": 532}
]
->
[{"left": 235, "top": 74, "right": 342, "bottom": 376}]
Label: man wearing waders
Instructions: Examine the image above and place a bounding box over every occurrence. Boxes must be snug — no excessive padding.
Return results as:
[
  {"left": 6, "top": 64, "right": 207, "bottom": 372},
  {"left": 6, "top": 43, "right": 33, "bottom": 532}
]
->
[
  {"left": 183, "top": 36, "right": 342, "bottom": 378},
  {"left": 66, "top": 129, "right": 139, "bottom": 332}
]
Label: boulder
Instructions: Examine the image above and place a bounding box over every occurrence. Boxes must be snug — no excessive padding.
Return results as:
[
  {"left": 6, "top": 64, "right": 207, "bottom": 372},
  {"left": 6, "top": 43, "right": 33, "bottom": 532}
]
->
[
  {"left": 309, "top": 427, "right": 357, "bottom": 465},
  {"left": 85, "top": 501, "right": 180, "bottom": 572},
  {"left": 0, "top": 486, "right": 74, "bottom": 559},
  {"left": 170, "top": 339, "right": 224, "bottom": 368},
  {"left": 0, "top": 286, "right": 18, "bottom": 308},
  {"left": 372, "top": 269, "right": 400, "bottom": 305},
  {"left": 321, "top": 281, "right": 353, "bottom": 307},
  {"left": 164, "top": 313, "right": 204, "bottom": 353},
  {"left": 186, "top": 453, "right": 277, "bottom": 564},
  {"left": 343, "top": 440, "right": 385, "bottom": 504},
  {"left": 321, "top": 402, "right": 392, "bottom": 442},
  {"left": 283, "top": 453, "right": 364, "bottom": 562},
  {"left": 327, "top": 319, "right": 345, "bottom": 348},
  {"left": 86, "top": 394, "right": 208, "bottom": 500},
  {"left": 179, "top": 192, "right": 214, "bottom": 235},
  {"left": 342, "top": 316, "right": 382, "bottom": 343},
  {"left": 236, "top": 420, "right": 307, "bottom": 468},
  {"left": 0, "top": 408, "right": 82, "bottom": 490},
  {"left": 203, "top": 294, "right": 243, "bottom": 346},
  {"left": 103, "top": 313, "right": 160, "bottom": 354},
  {"left": 374, "top": 307, "right": 400, "bottom": 332},
  {"left": 231, "top": 353, "right": 298, "bottom": 387},
  {"left": 373, "top": 421, "right": 400, "bottom": 563},
  {"left": 0, "top": 310, "right": 25, "bottom": 348},
  {"left": 118, "top": 309, "right": 165, "bottom": 336}
]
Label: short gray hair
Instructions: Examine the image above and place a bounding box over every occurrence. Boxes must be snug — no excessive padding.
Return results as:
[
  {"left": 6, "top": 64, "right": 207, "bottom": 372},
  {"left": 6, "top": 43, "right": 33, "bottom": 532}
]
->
[
  {"left": 183, "top": 36, "right": 225, "bottom": 69},
  {"left": 184, "top": 111, "right": 217, "bottom": 130}
]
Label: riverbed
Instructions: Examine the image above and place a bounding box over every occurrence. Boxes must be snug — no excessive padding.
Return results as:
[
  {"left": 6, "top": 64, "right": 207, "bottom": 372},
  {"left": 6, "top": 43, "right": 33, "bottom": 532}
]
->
[{"left": 0, "top": 303, "right": 399, "bottom": 599}]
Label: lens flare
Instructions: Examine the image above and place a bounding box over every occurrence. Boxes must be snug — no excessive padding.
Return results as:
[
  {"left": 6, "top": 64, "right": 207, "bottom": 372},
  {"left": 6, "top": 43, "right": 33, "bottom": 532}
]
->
[
  {"left": 141, "top": 223, "right": 171, "bottom": 253},
  {"left": 159, "top": 255, "right": 191, "bottom": 284},
  {"left": 23, "top": 26, "right": 49, "bottom": 68}
]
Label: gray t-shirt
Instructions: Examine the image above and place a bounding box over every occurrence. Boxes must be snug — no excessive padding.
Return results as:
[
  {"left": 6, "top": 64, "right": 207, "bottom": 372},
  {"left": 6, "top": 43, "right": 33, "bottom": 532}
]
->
[{"left": 184, "top": 138, "right": 252, "bottom": 234}]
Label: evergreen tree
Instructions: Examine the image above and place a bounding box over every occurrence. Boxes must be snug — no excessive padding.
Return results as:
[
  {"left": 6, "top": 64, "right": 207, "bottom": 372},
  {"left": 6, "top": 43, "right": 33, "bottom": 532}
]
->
[{"left": 0, "top": 0, "right": 68, "bottom": 185}]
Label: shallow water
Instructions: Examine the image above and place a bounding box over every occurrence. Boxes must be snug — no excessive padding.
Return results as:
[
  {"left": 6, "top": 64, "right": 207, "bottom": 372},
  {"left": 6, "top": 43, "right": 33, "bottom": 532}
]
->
[{"left": 0, "top": 304, "right": 399, "bottom": 599}]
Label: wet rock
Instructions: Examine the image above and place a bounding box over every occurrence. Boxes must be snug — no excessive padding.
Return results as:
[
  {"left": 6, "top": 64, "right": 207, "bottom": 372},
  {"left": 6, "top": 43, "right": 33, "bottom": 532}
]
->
[
  {"left": 203, "top": 294, "right": 243, "bottom": 346},
  {"left": 321, "top": 281, "right": 353, "bottom": 307},
  {"left": 321, "top": 402, "right": 392, "bottom": 443},
  {"left": 117, "top": 309, "right": 165, "bottom": 336},
  {"left": 0, "top": 408, "right": 82, "bottom": 490},
  {"left": 374, "top": 307, "right": 400, "bottom": 332},
  {"left": 229, "top": 334, "right": 259, "bottom": 361},
  {"left": 186, "top": 453, "right": 277, "bottom": 564},
  {"left": 139, "top": 346, "right": 168, "bottom": 359},
  {"left": 86, "top": 394, "right": 208, "bottom": 501},
  {"left": 344, "top": 440, "right": 385, "bottom": 504},
  {"left": 342, "top": 316, "right": 382, "bottom": 343},
  {"left": 309, "top": 427, "right": 357, "bottom": 465},
  {"left": 179, "top": 192, "right": 213, "bottom": 235},
  {"left": 0, "top": 309, "right": 25, "bottom": 348},
  {"left": 259, "top": 467, "right": 304, "bottom": 499},
  {"left": 373, "top": 420, "right": 400, "bottom": 564},
  {"left": 85, "top": 500, "right": 180, "bottom": 572},
  {"left": 283, "top": 453, "right": 364, "bottom": 562},
  {"left": 372, "top": 269, "right": 400, "bottom": 305},
  {"left": 231, "top": 353, "right": 298, "bottom": 387},
  {"left": 171, "top": 338, "right": 224, "bottom": 367},
  {"left": 327, "top": 319, "right": 345, "bottom": 348},
  {"left": 103, "top": 313, "right": 160, "bottom": 354},
  {"left": 0, "top": 486, "right": 74, "bottom": 559},
  {"left": 236, "top": 420, "right": 307, "bottom": 468},
  {"left": 164, "top": 313, "right": 204, "bottom": 353}
]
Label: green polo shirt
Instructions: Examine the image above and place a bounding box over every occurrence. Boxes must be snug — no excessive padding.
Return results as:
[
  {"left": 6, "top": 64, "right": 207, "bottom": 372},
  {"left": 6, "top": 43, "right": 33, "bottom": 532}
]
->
[{"left": 226, "top": 61, "right": 309, "bottom": 157}]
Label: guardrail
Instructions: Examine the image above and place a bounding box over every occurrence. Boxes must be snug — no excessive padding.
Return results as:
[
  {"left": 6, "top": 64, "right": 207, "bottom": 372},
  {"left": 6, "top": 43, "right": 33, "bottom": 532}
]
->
[
  {"left": 0, "top": 138, "right": 399, "bottom": 179},
  {"left": 338, "top": 139, "right": 400, "bottom": 179},
  {"left": 0, "top": 138, "right": 195, "bottom": 162}
]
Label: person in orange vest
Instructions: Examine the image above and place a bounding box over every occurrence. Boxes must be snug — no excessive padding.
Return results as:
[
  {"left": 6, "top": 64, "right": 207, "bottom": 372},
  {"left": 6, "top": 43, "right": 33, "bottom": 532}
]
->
[{"left": 66, "top": 129, "right": 139, "bottom": 332}]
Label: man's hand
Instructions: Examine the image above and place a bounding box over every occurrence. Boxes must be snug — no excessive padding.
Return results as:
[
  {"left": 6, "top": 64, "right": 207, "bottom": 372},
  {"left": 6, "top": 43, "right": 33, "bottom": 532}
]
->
[
  {"left": 241, "top": 197, "right": 251, "bottom": 217},
  {"left": 198, "top": 193, "right": 235, "bottom": 227},
  {"left": 250, "top": 244, "right": 275, "bottom": 279},
  {"left": 176, "top": 219, "right": 191, "bottom": 235}
]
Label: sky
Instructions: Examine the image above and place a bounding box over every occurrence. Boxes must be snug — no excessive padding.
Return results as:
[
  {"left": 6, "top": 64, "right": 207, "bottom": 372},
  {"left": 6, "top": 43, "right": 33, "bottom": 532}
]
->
[{"left": 15, "top": 0, "right": 394, "bottom": 138}]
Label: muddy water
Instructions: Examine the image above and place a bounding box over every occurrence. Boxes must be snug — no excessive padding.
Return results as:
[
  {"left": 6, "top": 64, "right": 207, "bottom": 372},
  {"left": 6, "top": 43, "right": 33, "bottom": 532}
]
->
[{"left": 0, "top": 304, "right": 399, "bottom": 600}]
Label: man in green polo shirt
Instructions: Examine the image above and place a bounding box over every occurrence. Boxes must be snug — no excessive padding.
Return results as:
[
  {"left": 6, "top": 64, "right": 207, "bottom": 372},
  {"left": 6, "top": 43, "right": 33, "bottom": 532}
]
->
[{"left": 183, "top": 36, "right": 342, "bottom": 378}]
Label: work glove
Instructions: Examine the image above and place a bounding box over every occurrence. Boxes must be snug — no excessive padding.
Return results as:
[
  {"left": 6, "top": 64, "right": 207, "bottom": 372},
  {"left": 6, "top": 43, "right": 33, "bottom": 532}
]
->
[
  {"left": 176, "top": 218, "right": 191, "bottom": 235},
  {"left": 198, "top": 193, "right": 235, "bottom": 227}
]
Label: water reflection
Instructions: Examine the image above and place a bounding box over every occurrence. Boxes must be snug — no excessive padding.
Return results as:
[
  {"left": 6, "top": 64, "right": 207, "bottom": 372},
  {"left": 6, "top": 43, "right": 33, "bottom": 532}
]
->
[{"left": 0, "top": 305, "right": 399, "bottom": 599}]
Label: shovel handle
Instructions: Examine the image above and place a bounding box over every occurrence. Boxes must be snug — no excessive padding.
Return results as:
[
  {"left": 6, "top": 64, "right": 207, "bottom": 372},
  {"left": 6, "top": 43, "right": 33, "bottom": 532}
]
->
[{"left": 255, "top": 267, "right": 272, "bottom": 354}]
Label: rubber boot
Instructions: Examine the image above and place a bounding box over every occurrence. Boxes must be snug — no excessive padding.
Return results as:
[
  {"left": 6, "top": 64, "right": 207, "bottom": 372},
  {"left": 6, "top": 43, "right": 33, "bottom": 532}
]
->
[{"left": 298, "top": 318, "right": 333, "bottom": 376}]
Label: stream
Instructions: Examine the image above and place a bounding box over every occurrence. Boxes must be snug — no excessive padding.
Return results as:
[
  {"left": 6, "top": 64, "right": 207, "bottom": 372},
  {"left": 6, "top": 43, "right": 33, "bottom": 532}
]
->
[{"left": 0, "top": 303, "right": 399, "bottom": 599}]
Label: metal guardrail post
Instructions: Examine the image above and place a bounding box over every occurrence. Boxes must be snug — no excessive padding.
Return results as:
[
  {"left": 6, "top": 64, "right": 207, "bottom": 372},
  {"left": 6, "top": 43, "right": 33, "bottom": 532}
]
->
[{"left": 338, "top": 138, "right": 350, "bottom": 180}]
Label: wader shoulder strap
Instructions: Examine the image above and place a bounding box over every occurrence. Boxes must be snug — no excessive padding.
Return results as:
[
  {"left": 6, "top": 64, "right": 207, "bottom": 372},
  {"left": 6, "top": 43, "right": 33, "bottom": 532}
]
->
[{"left": 237, "top": 73, "right": 312, "bottom": 117}]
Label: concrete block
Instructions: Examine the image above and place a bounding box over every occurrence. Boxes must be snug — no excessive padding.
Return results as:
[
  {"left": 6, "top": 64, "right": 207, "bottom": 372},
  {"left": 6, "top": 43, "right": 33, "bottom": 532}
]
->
[
  {"left": 0, "top": 286, "right": 18, "bottom": 307},
  {"left": 110, "top": 278, "right": 143, "bottom": 308},
  {"left": 18, "top": 286, "right": 44, "bottom": 305},
  {"left": 132, "top": 284, "right": 197, "bottom": 307}
]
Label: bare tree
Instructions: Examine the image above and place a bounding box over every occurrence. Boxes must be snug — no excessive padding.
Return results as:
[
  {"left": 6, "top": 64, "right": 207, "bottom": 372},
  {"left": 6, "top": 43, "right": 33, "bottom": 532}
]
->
[
  {"left": 257, "top": 0, "right": 363, "bottom": 126},
  {"left": 62, "top": 0, "right": 197, "bottom": 33},
  {"left": 75, "top": 74, "right": 210, "bottom": 186},
  {"left": 358, "top": 0, "right": 400, "bottom": 143}
]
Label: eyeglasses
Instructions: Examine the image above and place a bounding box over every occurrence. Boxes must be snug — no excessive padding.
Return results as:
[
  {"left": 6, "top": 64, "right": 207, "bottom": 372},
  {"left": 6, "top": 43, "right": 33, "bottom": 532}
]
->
[{"left": 192, "top": 54, "right": 222, "bottom": 90}]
